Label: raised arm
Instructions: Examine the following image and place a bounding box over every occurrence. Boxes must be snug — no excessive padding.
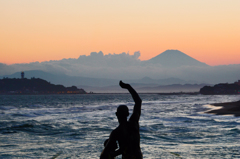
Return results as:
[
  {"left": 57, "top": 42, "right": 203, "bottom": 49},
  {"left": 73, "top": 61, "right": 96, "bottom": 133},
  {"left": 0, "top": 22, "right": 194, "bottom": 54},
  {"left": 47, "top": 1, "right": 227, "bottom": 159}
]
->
[{"left": 119, "top": 81, "right": 142, "bottom": 120}]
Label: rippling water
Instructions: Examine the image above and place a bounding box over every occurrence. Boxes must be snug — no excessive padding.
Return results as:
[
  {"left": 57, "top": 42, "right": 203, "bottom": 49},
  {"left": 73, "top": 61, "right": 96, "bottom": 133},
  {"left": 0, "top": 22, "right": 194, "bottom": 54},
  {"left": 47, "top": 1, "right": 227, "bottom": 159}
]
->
[{"left": 0, "top": 94, "right": 240, "bottom": 159}]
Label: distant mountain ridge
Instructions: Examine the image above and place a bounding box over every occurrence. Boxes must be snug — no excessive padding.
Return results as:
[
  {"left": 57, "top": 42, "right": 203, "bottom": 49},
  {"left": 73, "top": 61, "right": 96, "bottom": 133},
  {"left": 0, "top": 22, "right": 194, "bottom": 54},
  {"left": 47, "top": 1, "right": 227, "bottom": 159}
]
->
[
  {"left": 0, "top": 50, "right": 239, "bottom": 85},
  {"left": 79, "top": 83, "right": 206, "bottom": 93},
  {"left": 0, "top": 70, "right": 201, "bottom": 88},
  {"left": 0, "top": 70, "right": 118, "bottom": 87}
]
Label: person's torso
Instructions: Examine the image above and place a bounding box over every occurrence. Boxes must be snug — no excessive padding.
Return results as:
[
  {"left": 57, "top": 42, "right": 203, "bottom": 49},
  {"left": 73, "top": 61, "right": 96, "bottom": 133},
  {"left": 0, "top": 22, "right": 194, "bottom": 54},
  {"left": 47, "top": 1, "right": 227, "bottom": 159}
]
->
[{"left": 115, "top": 121, "right": 142, "bottom": 158}]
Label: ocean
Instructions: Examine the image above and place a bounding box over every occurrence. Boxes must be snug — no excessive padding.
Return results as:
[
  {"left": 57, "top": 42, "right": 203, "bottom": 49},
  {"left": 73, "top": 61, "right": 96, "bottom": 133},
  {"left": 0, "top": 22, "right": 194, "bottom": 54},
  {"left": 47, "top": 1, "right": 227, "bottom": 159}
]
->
[{"left": 0, "top": 94, "right": 240, "bottom": 159}]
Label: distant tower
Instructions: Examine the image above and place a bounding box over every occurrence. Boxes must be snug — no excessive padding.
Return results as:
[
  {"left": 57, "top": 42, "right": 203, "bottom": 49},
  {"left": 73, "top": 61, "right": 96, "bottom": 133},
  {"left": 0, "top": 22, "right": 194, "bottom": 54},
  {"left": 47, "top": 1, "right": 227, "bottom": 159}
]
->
[{"left": 21, "top": 71, "right": 24, "bottom": 79}]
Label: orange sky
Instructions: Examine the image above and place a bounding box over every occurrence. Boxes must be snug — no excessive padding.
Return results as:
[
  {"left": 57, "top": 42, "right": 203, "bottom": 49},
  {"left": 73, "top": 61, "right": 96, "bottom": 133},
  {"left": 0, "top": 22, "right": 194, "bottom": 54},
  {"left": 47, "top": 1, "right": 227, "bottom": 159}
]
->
[{"left": 0, "top": 0, "right": 239, "bottom": 66}]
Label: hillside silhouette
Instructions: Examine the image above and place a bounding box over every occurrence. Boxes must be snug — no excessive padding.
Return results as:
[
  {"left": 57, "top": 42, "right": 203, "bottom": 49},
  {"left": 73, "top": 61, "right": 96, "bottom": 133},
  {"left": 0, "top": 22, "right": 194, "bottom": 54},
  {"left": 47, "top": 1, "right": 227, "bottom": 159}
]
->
[
  {"left": 0, "top": 77, "right": 86, "bottom": 94},
  {"left": 200, "top": 82, "right": 240, "bottom": 95}
]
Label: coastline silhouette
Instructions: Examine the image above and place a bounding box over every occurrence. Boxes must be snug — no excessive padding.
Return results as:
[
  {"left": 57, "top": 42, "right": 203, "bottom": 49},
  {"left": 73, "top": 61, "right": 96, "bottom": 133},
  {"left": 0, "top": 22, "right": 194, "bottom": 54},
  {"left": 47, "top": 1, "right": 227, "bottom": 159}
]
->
[{"left": 100, "top": 81, "right": 143, "bottom": 159}]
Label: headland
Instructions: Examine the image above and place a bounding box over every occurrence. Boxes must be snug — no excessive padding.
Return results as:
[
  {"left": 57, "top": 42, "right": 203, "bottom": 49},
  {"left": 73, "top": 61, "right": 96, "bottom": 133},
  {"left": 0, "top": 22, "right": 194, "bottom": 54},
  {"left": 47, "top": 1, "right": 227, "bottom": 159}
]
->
[
  {"left": 200, "top": 81, "right": 240, "bottom": 95},
  {"left": 0, "top": 77, "right": 86, "bottom": 95}
]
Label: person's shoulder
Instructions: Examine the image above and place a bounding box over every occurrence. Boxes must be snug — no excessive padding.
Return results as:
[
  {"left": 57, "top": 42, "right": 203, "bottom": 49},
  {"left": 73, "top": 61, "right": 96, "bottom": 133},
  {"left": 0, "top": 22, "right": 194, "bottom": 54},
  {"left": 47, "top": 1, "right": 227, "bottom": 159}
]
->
[
  {"left": 110, "top": 127, "right": 121, "bottom": 140},
  {"left": 111, "top": 126, "right": 120, "bottom": 134}
]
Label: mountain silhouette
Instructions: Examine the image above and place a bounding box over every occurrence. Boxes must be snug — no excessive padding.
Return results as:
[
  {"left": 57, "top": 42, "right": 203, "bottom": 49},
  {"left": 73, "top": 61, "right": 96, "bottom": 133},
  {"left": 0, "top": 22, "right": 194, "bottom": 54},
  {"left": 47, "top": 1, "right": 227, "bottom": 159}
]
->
[
  {"left": 0, "top": 70, "right": 194, "bottom": 88},
  {"left": 145, "top": 50, "right": 209, "bottom": 67},
  {"left": 1, "top": 50, "right": 239, "bottom": 85}
]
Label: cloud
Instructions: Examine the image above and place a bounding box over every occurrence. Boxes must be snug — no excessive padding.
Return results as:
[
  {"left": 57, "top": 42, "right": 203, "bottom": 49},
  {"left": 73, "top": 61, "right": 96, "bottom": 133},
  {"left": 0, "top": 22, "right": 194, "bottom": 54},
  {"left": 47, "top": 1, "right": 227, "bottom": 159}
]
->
[
  {"left": 0, "top": 51, "right": 240, "bottom": 84},
  {"left": 77, "top": 51, "right": 141, "bottom": 67},
  {"left": 0, "top": 63, "right": 17, "bottom": 75}
]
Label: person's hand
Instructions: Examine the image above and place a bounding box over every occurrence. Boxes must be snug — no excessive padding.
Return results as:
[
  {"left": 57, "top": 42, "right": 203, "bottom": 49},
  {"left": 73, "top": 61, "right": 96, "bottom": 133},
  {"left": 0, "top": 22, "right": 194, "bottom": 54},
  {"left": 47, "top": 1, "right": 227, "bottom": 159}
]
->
[
  {"left": 109, "top": 152, "right": 115, "bottom": 158},
  {"left": 119, "top": 80, "right": 130, "bottom": 89}
]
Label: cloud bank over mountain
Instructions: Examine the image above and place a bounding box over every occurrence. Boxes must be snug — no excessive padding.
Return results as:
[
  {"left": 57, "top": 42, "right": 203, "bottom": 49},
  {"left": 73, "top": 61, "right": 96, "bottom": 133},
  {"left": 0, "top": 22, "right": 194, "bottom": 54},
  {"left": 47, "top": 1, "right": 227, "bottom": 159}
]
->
[{"left": 1, "top": 50, "right": 240, "bottom": 84}]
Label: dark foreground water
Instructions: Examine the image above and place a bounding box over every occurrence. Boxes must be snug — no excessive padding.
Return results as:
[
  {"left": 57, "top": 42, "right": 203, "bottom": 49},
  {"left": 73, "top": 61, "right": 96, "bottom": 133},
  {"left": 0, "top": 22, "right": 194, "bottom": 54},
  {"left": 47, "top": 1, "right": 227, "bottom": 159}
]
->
[{"left": 0, "top": 94, "right": 240, "bottom": 159}]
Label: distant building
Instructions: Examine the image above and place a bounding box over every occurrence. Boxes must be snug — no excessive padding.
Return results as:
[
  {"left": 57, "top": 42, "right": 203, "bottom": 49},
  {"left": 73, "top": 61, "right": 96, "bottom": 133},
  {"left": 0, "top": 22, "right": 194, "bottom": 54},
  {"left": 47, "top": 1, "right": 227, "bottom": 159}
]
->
[{"left": 21, "top": 71, "right": 24, "bottom": 79}]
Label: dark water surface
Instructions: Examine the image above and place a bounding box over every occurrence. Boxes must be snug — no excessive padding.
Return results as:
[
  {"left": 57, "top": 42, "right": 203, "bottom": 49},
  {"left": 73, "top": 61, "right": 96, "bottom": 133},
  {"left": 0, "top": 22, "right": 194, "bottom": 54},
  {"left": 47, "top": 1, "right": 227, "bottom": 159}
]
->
[{"left": 0, "top": 94, "right": 240, "bottom": 158}]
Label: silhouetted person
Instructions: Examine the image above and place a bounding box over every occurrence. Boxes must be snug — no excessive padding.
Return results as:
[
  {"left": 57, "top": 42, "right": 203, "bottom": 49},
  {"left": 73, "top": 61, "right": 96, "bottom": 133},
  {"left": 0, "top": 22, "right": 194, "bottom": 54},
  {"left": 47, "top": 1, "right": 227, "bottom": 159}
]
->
[{"left": 100, "top": 81, "right": 143, "bottom": 159}]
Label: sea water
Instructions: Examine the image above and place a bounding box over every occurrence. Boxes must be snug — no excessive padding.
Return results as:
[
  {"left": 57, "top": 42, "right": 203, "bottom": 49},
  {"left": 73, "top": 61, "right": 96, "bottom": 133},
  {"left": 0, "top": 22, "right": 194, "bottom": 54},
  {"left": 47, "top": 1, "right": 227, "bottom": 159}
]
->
[{"left": 0, "top": 94, "right": 240, "bottom": 159}]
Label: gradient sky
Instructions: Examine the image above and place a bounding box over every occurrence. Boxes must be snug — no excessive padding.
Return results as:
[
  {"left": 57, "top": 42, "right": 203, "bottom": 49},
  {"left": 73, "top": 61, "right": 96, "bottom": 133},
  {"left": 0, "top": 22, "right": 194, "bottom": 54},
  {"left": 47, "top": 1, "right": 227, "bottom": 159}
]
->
[{"left": 1, "top": 0, "right": 240, "bottom": 66}]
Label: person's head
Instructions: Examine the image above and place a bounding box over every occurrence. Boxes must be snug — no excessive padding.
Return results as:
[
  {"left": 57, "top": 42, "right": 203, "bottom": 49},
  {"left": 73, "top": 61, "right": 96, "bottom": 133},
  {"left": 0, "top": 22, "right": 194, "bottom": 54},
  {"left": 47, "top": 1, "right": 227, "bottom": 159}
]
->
[{"left": 115, "top": 105, "right": 129, "bottom": 123}]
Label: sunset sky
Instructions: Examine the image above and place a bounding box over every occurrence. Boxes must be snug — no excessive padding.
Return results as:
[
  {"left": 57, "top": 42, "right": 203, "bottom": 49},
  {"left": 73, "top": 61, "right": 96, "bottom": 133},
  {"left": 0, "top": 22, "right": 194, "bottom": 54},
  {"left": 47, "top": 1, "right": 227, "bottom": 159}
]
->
[{"left": 1, "top": 0, "right": 239, "bottom": 66}]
